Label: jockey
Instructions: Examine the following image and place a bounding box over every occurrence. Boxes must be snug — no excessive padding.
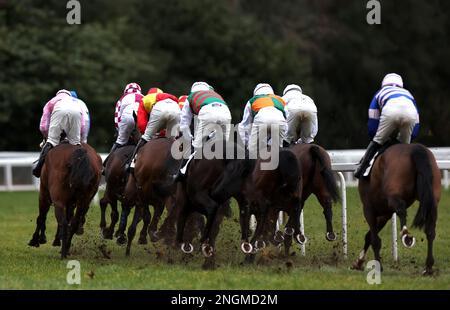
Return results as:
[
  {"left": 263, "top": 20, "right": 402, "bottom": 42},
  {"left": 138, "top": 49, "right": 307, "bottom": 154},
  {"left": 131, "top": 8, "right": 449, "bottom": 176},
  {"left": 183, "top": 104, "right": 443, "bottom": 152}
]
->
[
  {"left": 178, "top": 95, "right": 188, "bottom": 110},
  {"left": 238, "top": 83, "right": 287, "bottom": 158},
  {"left": 32, "top": 89, "right": 86, "bottom": 178},
  {"left": 103, "top": 83, "right": 143, "bottom": 169},
  {"left": 354, "top": 73, "right": 420, "bottom": 179},
  {"left": 176, "top": 82, "right": 232, "bottom": 176},
  {"left": 282, "top": 84, "right": 318, "bottom": 145},
  {"left": 71, "top": 90, "right": 90, "bottom": 144},
  {"left": 126, "top": 87, "right": 180, "bottom": 171}
]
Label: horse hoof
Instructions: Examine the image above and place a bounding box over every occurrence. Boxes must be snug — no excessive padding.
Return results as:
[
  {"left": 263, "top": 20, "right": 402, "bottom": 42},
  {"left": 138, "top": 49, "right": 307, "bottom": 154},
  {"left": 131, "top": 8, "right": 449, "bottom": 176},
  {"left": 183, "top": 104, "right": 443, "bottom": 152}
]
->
[
  {"left": 255, "top": 240, "right": 266, "bottom": 251},
  {"left": 116, "top": 235, "right": 127, "bottom": 245},
  {"left": 181, "top": 243, "right": 194, "bottom": 254},
  {"left": 401, "top": 234, "right": 416, "bottom": 248},
  {"left": 422, "top": 268, "right": 434, "bottom": 276},
  {"left": 295, "top": 234, "right": 307, "bottom": 245},
  {"left": 28, "top": 239, "right": 40, "bottom": 247},
  {"left": 52, "top": 239, "right": 61, "bottom": 247},
  {"left": 351, "top": 259, "right": 365, "bottom": 271},
  {"left": 274, "top": 231, "right": 285, "bottom": 243},
  {"left": 76, "top": 226, "right": 84, "bottom": 236},
  {"left": 326, "top": 232, "right": 336, "bottom": 242},
  {"left": 138, "top": 237, "right": 148, "bottom": 245},
  {"left": 240, "top": 242, "right": 253, "bottom": 254},
  {"left": 149, "top": 231, "right": 159, "bottom": 243},
  {"left": 201, "top": 244, "right": 214, "bottom": 257},
  {"left": 284, "top": 227, "right": 295, "bottom": 236},
  {"left": 39, "top": 235, "right": 47, "bottom": 244}
]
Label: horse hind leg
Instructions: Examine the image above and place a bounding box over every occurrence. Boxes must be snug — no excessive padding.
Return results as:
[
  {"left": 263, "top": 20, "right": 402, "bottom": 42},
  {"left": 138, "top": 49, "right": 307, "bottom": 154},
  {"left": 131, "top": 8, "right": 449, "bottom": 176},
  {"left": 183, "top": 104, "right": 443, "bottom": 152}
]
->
[
  {"left": 138, "top": 205, "right": 151, "bottom": 245},
  {"left": 102, "top": 198, "right": 118, "bottom": 240},
  {"left": 318, "top": 195, "right": 336, "bottom": 242},
  {"left": 389, "top": 197, "right": 416, "bottom": 248},
  {"left": 352, "top": 215, "right": 390, "bottom": 271},
  {"left": 99, "top": 195, "right": 109, "bottom": 236},
  {"left": 54, "top": 206, "right": 69, "bottom": 259},
  {"left": 202, "top": 204, "right": 227, "bottom": 270},
  {"left": 29, "top": 193, "right": 51, "bottom": 247},
  {"left": 126, "top": 205, "right": 143, "bottom": 256},
  {"left": 148, "top": 202, "right": 164, "bottom": 243}
]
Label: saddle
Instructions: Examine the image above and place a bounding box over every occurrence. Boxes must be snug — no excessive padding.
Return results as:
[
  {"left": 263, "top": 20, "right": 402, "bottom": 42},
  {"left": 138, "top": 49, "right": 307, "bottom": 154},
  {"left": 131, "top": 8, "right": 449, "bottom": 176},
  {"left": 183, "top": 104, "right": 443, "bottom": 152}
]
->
[{"left": 363, "top": 138, "right": 400, "bottom": 177}]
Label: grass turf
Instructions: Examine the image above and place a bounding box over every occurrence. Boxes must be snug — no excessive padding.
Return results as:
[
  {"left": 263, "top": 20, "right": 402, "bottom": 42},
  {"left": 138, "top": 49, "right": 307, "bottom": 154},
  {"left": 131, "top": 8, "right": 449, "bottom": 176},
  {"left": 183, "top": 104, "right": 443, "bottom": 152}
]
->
[{"left": 0, "top": 188, "right": 449, "bottom": 289}]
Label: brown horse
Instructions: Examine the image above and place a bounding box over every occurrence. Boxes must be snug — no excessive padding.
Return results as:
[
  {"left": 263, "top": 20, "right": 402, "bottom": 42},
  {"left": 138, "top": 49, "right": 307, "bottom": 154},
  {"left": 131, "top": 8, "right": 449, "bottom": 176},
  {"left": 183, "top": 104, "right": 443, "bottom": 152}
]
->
[
  {"left": 124, "top": 137, "right": 181, "bottom": 256},
  {"left": 175, "top": 142, "right": 238, "bottom": 269},
  {"left": 99, "top": 144, "right": 135, "bottom": 239},
  {"left": 211, "top": 148, "right": 303, "bottom": 260},
  {"left": 352, "top": 143, "right": 440, "bottom": 275},
  {"left": 28, "top": 143, "right": 102, "bottom": 258},
  {"left": 284, "top": 144, "right": 339, "bottom": 243}
]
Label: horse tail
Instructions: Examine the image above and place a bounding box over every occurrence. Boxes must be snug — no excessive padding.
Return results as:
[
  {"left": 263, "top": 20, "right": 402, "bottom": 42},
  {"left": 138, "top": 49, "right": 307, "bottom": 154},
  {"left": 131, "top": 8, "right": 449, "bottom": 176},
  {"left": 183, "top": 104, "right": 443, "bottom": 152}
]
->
[
  {"left": 309, "top": 145, "right": 339, "bottom": 202},
  {"left": 279, "top": 149, "right": 301, "bottom": 193},
  {"left": 411, "top": 145, "right": 436, "bottom": 230},
  {"left": 69, "top": 147, "right": 94, "bottom": 192}
]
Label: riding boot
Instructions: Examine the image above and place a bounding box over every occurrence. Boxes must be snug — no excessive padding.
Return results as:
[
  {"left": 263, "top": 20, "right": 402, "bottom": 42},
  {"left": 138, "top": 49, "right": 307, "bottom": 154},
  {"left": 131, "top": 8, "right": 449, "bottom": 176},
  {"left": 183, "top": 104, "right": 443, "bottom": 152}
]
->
[
  {"left": 125, "top": 138, "right": 147, "bottom": 173},
  {"left": 282, "top": 140, "right": 291, "bottom": 148},
  {"left": 32, "top": 142, "right": 53, "bottom": 178},
  {"left": 354, "top": 141, "right": 381, "bottom": 179},
  {"left": 102, "top": 143, "right": 120, "bottom": 175},
  {"left": 173, "top": 146, "right": 197, "bottom": 182}
]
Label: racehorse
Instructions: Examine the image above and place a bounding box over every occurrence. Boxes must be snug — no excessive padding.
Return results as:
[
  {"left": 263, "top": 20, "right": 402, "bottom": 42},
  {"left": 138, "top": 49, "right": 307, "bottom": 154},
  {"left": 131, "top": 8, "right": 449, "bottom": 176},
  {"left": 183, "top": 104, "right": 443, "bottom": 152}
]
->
[
  {"left": 28, "top": 143, "right": 102, "bottom": 258},
  {"left": 276, "top": 143, "right": 339, "bottom": 254},
  {"left": 175, "top": 139, "right": 240, "bottom": 269},
  {"left": 352, "top": 143, "right": 440, "bottom": 275},
  {"left": 211, "top": 147, "right": 303, "bottom": 261},
  {"left": 124, "top": 137, "right": 181, "bottom": 256},
  {"left": 100, "top": 144, "right": 136, "bottom": 239}
]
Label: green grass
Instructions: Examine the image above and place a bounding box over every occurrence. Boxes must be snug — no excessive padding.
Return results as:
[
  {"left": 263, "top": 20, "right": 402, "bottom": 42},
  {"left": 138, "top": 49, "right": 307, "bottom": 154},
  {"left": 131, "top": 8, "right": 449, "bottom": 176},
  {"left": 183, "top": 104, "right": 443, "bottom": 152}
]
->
[{"left": 0, "top": 189, "right": 449, "bottom": 290}]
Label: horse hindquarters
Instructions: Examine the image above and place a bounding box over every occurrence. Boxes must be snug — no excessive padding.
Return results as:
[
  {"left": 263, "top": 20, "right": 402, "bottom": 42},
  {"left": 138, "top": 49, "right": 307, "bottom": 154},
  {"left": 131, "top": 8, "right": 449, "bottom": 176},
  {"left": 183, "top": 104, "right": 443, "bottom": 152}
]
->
[{"left": 410, "top": 146, "right": 438, "bottom": 274}]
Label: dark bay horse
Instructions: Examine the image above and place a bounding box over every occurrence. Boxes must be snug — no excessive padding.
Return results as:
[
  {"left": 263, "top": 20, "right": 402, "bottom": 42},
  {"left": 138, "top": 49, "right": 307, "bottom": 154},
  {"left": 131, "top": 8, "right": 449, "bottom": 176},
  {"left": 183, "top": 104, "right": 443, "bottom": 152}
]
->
[
  {"left": 28, "top": 143, "right": 102, "bottom": 258},
  {"left": 175, "top": 141, "right": 240, "bottom": 269},
  {"left": 287, "top": 143, "right": 339, "bottom": 242},
  {"left": 124, "top": 137, "right": 181, "bottom": 256},
  {"left": 352, "top": 143, "right": 440, "bottom": 275},
  {"left": 100, "top": 144, "right": 135, "bottom": 239},
  {"left": 211, "top": 148, "right": 303, "bottom": 260}
]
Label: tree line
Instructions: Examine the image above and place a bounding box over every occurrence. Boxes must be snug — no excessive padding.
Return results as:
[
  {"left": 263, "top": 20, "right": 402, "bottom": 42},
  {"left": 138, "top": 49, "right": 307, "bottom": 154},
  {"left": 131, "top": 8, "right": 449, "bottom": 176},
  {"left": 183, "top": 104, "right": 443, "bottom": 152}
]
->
[{"left": 1, "top": 0, "right": 449, "bottom": 151}]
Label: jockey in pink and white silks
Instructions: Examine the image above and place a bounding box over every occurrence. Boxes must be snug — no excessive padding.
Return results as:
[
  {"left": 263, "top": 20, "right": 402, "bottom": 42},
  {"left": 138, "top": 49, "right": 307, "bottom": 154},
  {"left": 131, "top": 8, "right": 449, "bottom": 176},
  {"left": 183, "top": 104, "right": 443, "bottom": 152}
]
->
[
  {"left": 282, "top": 84, "right": 318, "bottom": 145},
  {"left": 103, "top": 83, "right": 143, "bottom": 169},
  {"left": 33, "top": 89, "right": 89, "bottom": 178},
  {"left": 354, "top": 73, "right": 420, "bottom": 179}
]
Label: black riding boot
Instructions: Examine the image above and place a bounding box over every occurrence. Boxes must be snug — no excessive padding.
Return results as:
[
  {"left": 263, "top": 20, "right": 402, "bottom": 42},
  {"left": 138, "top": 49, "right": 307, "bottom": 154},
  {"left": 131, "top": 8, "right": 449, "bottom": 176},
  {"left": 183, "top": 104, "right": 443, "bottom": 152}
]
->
[
  {"left": 125, "top": 138, "right": 147, "bottom": 172},
  {"left": 354, "top": 141, "right": 381, "bottom": 179},
  {"left": 102, "top": 143, "right": 121, "bottom": 175},
  {"left": 32, "top": 142, "right": 53, "bottom": 178},
  {"left": 282, "top": 140, "right": 291, "bottom": 148}
]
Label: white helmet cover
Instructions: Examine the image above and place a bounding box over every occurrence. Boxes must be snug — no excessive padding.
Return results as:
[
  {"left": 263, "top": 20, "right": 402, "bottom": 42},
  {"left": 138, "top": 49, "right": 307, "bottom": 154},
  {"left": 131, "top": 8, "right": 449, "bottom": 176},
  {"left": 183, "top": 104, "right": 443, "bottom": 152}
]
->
[
  {"left": 191, "top": 82, "right": 212, "bottom": 93},
  {"left": 253, "top": 83, "right": 274, "bottom": 96},
  {"left": 283, "top": 84, "right": 303, "bottom": 96},
  {"left": 381, "top": 73, "right": 403, "bottom": 88}
]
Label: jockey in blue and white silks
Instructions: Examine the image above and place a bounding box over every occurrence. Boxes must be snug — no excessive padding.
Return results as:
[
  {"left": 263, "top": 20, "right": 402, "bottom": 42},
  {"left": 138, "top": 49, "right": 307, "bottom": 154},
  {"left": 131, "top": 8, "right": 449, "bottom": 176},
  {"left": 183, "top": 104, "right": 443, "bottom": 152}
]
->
[{"left": 354, "top": 73, "right": 420, "bottom": 178}]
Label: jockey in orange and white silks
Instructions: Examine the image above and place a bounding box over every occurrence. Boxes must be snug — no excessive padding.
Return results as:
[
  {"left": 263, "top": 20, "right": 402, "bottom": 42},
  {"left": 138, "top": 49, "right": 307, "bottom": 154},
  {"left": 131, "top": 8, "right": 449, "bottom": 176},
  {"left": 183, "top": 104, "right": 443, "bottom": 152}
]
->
[
  {"left": 282, "top": 84, "right": 318, "bottom": 145},
  {"left": 354, "top": 73, "right": 420, "bottom": 179},
  {"left": 33, "top": 89, "right": 88, "bottom": 178},
  {"left": 238, "top": 83, "right": 287, "bottom": 157},
  {"left": 103, "top": 83, "right": 143, "bottom": 170}
]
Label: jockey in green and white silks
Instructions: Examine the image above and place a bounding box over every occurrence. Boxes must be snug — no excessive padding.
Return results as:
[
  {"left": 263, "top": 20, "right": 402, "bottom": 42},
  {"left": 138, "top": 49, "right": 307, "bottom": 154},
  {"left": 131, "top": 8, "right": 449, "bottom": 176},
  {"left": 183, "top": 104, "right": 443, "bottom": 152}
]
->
[{"left": 177, "top": 82, "right": 232, "bottom": 175}]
